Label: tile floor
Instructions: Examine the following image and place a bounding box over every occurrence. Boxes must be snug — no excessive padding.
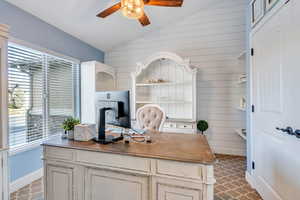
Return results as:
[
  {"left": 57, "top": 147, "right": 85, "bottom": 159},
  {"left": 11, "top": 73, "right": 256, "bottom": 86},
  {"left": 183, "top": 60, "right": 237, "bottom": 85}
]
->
[
  {"left": 214, "top": 154, "right": 262, "bottom": 200},
  {"left": 10, "top": 154, "right": 262, "bottom": 200}
]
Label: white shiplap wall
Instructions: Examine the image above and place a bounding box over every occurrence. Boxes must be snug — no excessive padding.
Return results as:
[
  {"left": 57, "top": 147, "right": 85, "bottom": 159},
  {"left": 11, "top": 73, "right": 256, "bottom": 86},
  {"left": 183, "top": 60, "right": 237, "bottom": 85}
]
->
[{"left": 105, "top": 0, "right": 247, "bottom": 156}]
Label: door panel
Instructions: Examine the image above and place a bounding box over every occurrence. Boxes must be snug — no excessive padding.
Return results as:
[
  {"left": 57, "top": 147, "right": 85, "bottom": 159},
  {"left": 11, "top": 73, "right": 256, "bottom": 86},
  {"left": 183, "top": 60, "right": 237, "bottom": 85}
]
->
[
  {"left": 85, "top": 168, "right": 149, "bottom": 200},
  {"left": 46, "top": 164, "right": 75, "bottom": 200},
  {"left": 252, "top": 1, "right": 300, "bottom": 199},
  {"left": 157, "top": 183, "right": 201, "bottom": 200}
]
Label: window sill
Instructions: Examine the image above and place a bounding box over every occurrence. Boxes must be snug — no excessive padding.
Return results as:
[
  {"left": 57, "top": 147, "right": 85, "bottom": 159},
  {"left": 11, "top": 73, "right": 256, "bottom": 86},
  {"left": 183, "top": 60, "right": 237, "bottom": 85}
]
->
[{"left": 9, "top": 134, "right": 61, "bottom": 156}]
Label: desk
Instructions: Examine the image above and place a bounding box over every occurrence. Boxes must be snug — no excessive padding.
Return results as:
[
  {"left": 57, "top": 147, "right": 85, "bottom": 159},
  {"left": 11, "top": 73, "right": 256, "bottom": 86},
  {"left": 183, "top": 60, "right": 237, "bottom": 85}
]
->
[{"left": 42, "top": 131, "right": 216, "bottom": 200}]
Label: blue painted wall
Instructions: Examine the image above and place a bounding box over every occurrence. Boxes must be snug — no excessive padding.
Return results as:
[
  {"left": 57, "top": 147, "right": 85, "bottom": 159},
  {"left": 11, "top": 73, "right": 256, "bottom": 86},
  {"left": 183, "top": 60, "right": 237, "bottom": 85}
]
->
[
  {"left": 0, "top": 0, "right": 105, "bottom": 182},
  {"left": 9, "top": 148, "right": 43, "bottom": 182}
]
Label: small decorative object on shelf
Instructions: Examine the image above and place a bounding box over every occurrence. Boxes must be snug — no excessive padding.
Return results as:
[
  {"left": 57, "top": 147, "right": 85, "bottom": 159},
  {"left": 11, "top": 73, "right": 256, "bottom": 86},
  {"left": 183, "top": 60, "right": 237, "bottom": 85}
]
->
[
  {"left": 238, "top": 74, "right": 247, "bottom": 84},
  {"left": 62, "top": 117, "right": 80, "bottom": 139},
  {"left": 239, "top": 96, "right": 247, "bottom": 110},
  {"left": 197, "top": 120, "right": 209, "bottom": 135},
  {"left": 235, "top": 129, "right": 247, "bottom": 140},
  {"left": 146, "top": 78, "right": 166, "bottom": 84}
]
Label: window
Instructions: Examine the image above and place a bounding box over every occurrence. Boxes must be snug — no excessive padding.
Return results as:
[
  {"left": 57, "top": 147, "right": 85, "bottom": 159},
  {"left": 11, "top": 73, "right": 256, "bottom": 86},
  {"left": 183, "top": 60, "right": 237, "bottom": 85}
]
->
[{"left": 8, "top": 43, "right": 80, "bottom": 149}]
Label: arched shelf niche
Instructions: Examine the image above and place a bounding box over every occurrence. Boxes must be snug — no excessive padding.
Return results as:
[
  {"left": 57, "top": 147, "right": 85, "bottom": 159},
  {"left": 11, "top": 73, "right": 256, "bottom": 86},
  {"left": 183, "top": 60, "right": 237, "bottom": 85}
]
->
[
  {"left": 131, "top": 52, "right": 197, "bottom": 134},
  {"left": 95, "top": 65, "right": 116, "bottom": 91}
]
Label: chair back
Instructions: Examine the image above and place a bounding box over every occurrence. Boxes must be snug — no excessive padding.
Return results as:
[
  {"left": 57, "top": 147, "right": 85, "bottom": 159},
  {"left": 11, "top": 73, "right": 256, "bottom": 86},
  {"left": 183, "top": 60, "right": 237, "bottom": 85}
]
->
[{"left": 136, "top": 104, "right": 166, "bottom": 131}]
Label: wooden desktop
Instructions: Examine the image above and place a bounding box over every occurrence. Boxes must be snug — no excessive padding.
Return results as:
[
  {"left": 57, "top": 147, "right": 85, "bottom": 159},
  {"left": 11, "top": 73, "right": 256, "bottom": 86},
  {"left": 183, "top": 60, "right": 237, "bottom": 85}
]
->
[{"left": 42, "top": 131, "right": 216, "bottom": 200}]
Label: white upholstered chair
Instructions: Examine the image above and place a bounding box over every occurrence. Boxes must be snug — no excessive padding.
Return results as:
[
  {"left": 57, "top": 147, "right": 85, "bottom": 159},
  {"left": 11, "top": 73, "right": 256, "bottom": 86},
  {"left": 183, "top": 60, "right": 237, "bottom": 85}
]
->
[{"left": 136, "top": 104, "right": 166, "bottom": 131}]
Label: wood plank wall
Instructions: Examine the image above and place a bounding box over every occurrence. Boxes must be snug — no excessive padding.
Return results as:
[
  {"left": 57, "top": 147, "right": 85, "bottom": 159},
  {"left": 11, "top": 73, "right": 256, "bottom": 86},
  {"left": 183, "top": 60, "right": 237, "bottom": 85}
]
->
[{"left": 105, "top": 0, "right": 247, "bottom": 155}]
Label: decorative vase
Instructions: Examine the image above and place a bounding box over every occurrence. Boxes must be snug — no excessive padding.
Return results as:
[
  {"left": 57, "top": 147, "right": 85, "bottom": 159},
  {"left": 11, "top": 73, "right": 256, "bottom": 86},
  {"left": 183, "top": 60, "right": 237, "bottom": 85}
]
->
[{"left": 67, "top": 130, "right": 74, "bottom": 140}]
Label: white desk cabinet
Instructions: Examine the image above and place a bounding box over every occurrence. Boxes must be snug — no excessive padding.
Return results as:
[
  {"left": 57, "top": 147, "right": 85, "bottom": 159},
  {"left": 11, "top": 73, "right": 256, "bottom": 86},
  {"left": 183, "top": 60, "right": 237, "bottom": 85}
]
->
[
  {"left": 43, "top": 133, "right": 215, "bottom": 200},
  {"left": 46, "top": 163, "right": 76, "bottom": 200}
]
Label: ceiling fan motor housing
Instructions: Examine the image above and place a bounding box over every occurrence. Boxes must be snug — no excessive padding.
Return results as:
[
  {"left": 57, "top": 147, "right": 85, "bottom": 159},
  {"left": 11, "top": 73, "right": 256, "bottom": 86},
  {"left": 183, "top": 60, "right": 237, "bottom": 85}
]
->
[{"left": 121, "top": 0, "right": 145, "bottom": 19}]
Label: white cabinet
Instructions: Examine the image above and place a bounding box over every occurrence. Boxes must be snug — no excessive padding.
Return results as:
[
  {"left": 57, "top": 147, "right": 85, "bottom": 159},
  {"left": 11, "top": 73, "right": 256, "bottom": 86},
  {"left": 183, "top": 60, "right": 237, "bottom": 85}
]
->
[
  {"left": 45, "top": 164, "right": 75, "bottom": 200},
  {"left": 155, "top": 179, "right": 202, "bottom": 200},
  {"left": 0, "top": 24, "right": 9, "bottom": 200},
  {"left": 81, "top": 61, "right": 116, "bottom": 124},
  {"left": 85, "top": 168, "right": 149, "bottom": 200},
  {"left": 131, "top": 52, "right": 198, "bottom": 133}
]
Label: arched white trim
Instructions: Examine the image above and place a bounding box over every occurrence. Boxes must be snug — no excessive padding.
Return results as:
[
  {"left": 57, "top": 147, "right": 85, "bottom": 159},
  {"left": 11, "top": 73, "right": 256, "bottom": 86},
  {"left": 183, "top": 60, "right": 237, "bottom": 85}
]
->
[
  {"left": 132, "top": 52, "right": 197, "bottom": 78},
  {"left": 136, "top": 104, "right": 166, "bottom": 131},
  {"left": 83, "top": 61, "right": 117, "bottom": 89}
]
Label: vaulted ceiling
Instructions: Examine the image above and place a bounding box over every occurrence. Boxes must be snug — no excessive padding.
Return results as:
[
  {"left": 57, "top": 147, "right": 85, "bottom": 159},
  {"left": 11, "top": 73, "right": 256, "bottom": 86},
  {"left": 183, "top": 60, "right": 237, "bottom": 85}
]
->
[{"left": 5, "top": 0, "right": 218, "bottom": 51}]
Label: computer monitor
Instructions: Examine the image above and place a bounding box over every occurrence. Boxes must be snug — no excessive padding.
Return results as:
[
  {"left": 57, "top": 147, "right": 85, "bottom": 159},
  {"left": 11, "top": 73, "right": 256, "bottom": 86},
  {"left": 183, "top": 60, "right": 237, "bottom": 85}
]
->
[{"left": 94, "top": 90, "right": 131, "bottom": 144}]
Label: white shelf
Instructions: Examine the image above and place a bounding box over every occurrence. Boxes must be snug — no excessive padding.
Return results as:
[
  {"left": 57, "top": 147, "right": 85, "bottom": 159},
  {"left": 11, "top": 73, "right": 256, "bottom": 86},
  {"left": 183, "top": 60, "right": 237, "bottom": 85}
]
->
[
  {"left": 237, "top": 51, "right": 246, "bottom": 60},
  {"left": 237, "top": 107, "right": 246, "bottom": 111},
  {"left": 235, "top": 129, "right": 247, "bottom": 140},
  {"left": 137, "top": 100, "right": 192, "bottom": 104},
  {"left": 237, "top": 79, "right": 247, "bottom": 84},
  {"left": 136, "top": 82, "right": 191, "bottom": 87}
]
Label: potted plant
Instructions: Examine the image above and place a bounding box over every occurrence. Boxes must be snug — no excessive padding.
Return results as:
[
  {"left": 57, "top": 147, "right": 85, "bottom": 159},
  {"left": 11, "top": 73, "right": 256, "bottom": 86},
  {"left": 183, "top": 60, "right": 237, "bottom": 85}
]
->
[
  {"left": 62, "top": 117, "right": 80, "bottom": 139},
  {"left": 197, "top": 120, "right": 209, "bottom": 134}
]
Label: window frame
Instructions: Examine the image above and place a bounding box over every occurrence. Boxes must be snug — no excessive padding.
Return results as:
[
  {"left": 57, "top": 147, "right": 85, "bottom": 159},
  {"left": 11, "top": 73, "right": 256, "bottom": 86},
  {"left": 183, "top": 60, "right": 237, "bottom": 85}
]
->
[{"left": 8, "top": 38, "right": 81, "bottom": 155}]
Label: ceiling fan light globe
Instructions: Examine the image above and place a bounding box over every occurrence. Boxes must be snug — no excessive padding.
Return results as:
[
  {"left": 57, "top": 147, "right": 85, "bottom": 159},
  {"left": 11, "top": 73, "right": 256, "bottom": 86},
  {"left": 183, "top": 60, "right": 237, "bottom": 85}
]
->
[{"left": 121, "top": 0, "right": 144, "bottom": 19}]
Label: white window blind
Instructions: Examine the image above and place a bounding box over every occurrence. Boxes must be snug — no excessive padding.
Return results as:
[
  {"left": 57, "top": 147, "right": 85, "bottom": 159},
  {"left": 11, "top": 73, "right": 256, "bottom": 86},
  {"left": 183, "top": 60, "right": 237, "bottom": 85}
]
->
[{"left": 8, "top": 43, "right": 80, "bottom": 148}]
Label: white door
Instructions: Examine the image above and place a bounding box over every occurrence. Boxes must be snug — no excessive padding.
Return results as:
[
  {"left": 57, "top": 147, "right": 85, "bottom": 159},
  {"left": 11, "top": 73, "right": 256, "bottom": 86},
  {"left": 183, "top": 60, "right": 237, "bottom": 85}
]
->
[{"left": 252, "top": 1, "right": 300, "bottom": 200}]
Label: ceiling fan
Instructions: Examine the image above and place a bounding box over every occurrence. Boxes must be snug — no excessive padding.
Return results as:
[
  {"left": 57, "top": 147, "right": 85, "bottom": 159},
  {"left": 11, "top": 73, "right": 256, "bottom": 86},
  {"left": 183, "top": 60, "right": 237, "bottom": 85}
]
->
[{"left": 97, "top": 0, "right": 184, "bottom": 26}]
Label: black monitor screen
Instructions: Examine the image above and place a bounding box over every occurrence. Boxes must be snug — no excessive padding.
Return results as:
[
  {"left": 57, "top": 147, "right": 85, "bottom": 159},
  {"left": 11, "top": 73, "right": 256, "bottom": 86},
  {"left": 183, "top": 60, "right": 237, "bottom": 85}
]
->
[{"left": 95, "top": 90, "right": 131, "bottom": 129}]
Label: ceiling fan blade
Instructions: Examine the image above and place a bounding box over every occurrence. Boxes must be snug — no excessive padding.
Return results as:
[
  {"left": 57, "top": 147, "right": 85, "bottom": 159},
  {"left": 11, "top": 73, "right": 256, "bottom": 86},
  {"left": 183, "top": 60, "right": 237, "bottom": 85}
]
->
[
  {"left": 144, "top": 0, "right": 183, "bottom": 7},
  {"left": 97, "top": 2, "right": 122, "bottom": 18},
  {"left": 138, "top": 12, "right": 151, "bottom": 26}
]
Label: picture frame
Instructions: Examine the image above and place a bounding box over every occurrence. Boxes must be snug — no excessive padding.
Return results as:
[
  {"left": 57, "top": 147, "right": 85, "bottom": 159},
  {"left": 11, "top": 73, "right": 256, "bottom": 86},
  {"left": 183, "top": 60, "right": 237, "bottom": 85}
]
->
[
  {"left": 265, "top": 0, "right": 279, "bottom": 10},
  {"left": 251, "top": 0, "right": 264, "bottom": 27}
]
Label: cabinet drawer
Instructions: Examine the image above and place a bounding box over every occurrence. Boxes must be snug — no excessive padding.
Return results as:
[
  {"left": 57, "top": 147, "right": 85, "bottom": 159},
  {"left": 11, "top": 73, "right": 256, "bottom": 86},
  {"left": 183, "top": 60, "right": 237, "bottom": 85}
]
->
[
  {"left": 156, "top": 160, "right": 202, "bottom": 180},
  {"left": 85, "top": 168, "right": 149, "bottom": 200},
  {"left": 44, "top": 147, "right": 74, "bottom": 161},
  {"left": 164, "top": 122, "right": 176, "bottom": 128},
  {"left": 157, "top": 182, "right": 202, "bottom": 200},
  {"left": 76, "top": 150, "right": 151, "bottom": 173},
  {"left": 177, "top": 123, "right": 194, "bottom": 129}
]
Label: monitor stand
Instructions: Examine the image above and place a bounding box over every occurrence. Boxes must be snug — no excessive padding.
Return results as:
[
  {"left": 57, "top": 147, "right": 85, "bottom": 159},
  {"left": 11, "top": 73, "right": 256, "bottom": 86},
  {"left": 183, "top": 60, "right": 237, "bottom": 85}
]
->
[
  {"left": 93, "top": 135, "right": 123, "bottom": 144},
  {"left": 93, "top": 107, "right": 124, "bottom": 144}
]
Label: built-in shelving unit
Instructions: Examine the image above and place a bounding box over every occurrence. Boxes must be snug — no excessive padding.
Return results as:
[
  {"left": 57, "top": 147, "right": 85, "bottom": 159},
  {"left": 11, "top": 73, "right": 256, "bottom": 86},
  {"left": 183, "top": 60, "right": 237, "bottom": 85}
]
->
[
  {"left": 236, "top": 51, "right": 247, "bottom": 141},
  {"left": 81, "top": 61, "right": 116, "bottom": 124},
  {"left": 132, "top": 52, "right": 198, "bottom": 134}
]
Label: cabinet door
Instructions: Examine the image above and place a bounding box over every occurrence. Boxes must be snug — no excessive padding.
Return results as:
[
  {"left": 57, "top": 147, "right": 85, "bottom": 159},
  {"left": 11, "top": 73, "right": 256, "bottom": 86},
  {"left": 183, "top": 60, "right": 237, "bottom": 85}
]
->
[
  {"left": 154, "top": 178, "right": 203, "bottom": 200},
  {"left": 85, "top": 168, "right": 149, "bottom": 200},
  {"left": 46, "top": 164, "right": 75, "bottom": 200}
]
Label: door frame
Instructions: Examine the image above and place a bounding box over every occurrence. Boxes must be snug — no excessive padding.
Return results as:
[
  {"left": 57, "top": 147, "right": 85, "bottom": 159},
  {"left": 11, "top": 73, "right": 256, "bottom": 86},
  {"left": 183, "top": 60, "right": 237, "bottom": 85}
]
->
[{"left": 247, "top": 0, "right": 291, "bottom": 199}]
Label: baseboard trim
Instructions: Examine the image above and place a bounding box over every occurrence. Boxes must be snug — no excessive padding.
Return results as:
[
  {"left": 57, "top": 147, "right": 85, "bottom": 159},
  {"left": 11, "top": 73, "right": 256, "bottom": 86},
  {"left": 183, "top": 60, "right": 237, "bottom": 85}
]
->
[
  {"left": 10, "top": 168, "right": 43, "bottom": 193},
  {"left": 245, "top": 171, "right": 255, "bottom": 189},
  {"left": 246, "top": 171, "right": 283, "bottom": 200}
]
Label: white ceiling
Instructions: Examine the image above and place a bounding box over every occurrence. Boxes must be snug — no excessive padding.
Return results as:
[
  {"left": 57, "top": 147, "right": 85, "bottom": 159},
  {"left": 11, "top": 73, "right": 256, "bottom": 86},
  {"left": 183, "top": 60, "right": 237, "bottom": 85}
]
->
[{"left": 6, "top": 0, "right": 218, "bottom": 51}]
